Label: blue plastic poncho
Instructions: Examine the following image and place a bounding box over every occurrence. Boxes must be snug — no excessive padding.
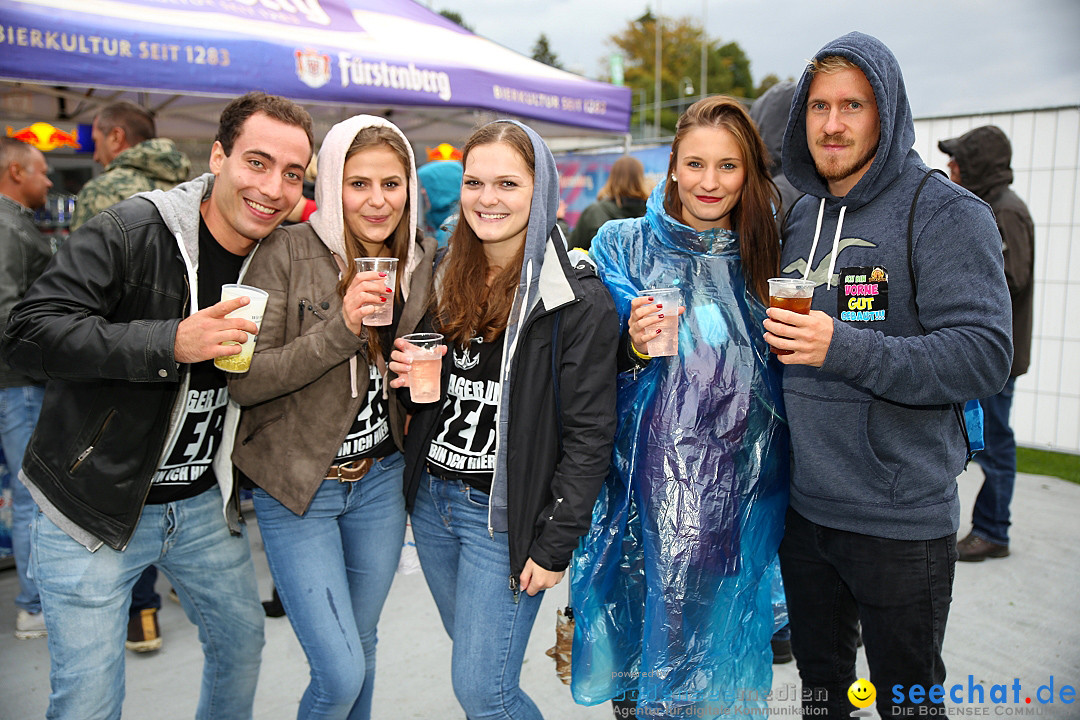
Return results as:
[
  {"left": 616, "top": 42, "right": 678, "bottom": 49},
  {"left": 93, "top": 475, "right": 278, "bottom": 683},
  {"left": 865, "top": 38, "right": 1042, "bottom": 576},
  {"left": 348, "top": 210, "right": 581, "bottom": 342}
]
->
[{"left": 570, "top": 181, "right": 789, "bottom": 717}]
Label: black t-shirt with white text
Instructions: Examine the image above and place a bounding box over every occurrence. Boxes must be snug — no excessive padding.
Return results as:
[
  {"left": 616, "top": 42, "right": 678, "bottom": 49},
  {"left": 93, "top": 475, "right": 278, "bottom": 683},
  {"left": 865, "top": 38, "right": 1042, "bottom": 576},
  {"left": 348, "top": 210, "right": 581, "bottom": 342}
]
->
[
  {"left": 425, "top": 333, "right": 503, "bottom": 495},
  {"left": 146, "top": 217, "right": 244, "bottom": 504},
  {"left": 335, "top": 359, "right": 397, "bottom": 463}
]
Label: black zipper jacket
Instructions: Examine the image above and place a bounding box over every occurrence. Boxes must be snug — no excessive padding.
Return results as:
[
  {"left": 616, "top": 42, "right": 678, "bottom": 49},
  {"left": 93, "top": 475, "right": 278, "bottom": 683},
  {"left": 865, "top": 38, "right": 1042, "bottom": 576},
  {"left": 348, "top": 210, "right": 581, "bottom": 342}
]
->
[
  {"left": 0, "top": 176, "right": 243, "bottom": 550},
  {"left": 402, "top": 247, "right": 619, "bottom": 580}
]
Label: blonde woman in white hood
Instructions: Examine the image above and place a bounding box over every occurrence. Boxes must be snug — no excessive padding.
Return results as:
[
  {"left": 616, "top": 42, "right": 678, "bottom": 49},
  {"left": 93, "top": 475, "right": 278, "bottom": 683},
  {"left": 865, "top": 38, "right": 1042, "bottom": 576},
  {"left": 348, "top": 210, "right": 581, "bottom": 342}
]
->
[{"left": 229, "top": 115, "right": 435, "bottom": 720}]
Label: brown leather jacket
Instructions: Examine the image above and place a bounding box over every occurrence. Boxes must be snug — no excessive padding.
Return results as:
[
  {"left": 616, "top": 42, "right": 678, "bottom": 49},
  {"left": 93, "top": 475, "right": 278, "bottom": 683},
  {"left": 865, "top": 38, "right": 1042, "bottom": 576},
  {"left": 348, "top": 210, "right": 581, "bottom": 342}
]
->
[{"left": 229, "top": 222, "right": 434, "bottom": 514}]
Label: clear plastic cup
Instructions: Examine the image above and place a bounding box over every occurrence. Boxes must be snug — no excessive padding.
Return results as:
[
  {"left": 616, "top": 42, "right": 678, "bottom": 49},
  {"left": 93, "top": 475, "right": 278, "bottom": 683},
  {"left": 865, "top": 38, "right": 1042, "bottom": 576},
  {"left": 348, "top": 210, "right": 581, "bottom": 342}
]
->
[
  {"left": 636, "top": 288, "right": 680, "bottom": 357},
  {"left": 355, "top": 257, "right": 398, "bottom": 327},
  {"left": 400, "top": 332, "right": 445, "bottom": 403},
  {"left": 767, "top": 277, "right": 814, "bottom": 355},
  {"left": 213, "top": 284, "right": 269, "bottom": 373}
]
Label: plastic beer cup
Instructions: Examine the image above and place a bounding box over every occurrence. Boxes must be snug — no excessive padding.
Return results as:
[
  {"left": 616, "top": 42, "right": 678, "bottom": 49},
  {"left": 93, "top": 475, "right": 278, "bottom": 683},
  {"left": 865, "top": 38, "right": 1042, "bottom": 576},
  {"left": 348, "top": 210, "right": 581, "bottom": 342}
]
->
[
  {"left": 636, "top": 288, "right": 680, "bottom": 357},
  {"left": 214, "top": 284, "right": 269, "bottom": 373},
  {"left": 355, "top": 257, "right": 398, "bottom": 327},
  {"left": 401, "top": 332, "right": 445, "bottom": 403},
  {"left": 767, "top": 277, "right": 814, "bottom": 355}
]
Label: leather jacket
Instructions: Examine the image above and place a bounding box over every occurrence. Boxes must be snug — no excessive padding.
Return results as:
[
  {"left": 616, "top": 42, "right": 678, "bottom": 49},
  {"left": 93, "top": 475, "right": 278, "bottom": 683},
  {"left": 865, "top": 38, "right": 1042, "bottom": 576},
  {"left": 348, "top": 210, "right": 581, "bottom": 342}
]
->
[
  {"left": 229, "top": 223, "right": 435, "bottom": 514},
  {"left": 1, "top": 175, "right": 245, "bottom": 551}
]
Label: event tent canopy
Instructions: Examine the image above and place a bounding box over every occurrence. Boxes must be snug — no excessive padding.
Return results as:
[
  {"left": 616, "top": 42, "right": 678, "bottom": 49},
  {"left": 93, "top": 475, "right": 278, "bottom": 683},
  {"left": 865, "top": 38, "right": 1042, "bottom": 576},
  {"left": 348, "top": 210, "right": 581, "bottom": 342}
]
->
[{"left": 0, "top": 0, "right": 631, "bottom": 146}]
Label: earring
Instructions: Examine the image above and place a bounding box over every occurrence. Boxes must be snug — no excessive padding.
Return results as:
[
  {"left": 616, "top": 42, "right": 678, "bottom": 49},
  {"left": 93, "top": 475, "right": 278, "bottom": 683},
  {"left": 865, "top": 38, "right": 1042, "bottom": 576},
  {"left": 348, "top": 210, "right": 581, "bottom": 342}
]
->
[{"left": 670, "top": 173, "right": 677, "bottom": 182}]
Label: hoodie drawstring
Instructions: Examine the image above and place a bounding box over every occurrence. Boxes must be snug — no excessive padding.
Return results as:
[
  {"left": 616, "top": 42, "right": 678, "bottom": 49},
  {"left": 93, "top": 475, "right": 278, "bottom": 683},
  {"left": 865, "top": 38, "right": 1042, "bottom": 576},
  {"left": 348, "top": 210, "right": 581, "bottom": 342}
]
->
[
  {"left": 802, "top": 198, "right": 847, "bottom": 289},
  {"left": 331, "top": 252, "right": 361, "bottom": 399},
  {"left": 803, "top": 199, "right": 826, "bottom": 283},
  {"left": 826, "top": 206, "right": 847, "bottom": 289}
]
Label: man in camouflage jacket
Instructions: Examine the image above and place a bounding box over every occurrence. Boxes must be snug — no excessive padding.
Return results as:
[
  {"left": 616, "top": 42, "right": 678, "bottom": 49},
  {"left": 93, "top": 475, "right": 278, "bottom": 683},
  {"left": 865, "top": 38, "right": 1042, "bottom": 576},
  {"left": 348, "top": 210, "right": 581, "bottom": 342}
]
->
[{"left": 71, "top": 100, "right": 191, "bottom": 230}]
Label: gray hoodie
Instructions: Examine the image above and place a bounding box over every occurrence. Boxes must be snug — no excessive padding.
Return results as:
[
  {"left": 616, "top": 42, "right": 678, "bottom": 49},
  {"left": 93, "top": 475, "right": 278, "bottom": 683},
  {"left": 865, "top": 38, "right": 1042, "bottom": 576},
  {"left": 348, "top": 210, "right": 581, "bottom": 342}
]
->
[{"left": 779, "top": 32, "right": 1012, "bottom": 541}]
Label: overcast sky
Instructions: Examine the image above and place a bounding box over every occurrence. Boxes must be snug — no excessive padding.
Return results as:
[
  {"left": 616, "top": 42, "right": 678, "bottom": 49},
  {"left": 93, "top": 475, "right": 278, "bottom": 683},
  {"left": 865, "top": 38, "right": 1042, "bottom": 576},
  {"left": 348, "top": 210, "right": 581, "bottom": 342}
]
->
[{"left": 430, "top": 0, "right": 1080, "bottom": 118}]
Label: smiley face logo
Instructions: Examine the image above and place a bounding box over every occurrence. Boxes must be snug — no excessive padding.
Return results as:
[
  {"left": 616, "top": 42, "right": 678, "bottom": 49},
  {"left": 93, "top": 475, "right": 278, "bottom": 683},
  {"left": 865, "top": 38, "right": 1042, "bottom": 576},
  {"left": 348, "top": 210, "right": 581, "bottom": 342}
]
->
[{"left": 847, "top": 678, "right": 876, "bottom": 708}]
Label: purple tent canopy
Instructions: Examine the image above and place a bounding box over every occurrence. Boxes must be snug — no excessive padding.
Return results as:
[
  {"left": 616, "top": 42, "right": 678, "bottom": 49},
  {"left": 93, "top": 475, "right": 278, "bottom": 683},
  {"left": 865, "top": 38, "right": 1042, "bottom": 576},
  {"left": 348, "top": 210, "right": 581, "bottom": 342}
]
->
[{"left": 0, "top": 0, "right": 631, "bottom": 143}]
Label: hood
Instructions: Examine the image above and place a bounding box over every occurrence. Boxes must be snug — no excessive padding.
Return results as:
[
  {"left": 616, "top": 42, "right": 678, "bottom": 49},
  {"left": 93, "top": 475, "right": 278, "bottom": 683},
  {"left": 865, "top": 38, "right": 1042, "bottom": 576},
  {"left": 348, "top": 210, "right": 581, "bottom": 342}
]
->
[
  {"left": 498, "top": 119, "right": 562, "bottom": 326},
  {"left": 938, "top": 125, "right": 1013, "bottom": 201},
  {"left": 309, "top": 115, "right": 421, "bottom": 299},
  {"left": 644, "top": 179, "right": 739, "bottom": 257},
  {"left": 139, "top": 172, "right": 214, "bottom": 268},
  {"left": 750, "top": 80, "right": 797, "bottom": 179},
  {"left": 782, "top": 31, "right": 917, "bottom": 211},
  {"left": 474, "top": 119, "right": 569, "bottom": 535},
  {"left": 417, "top": 159, "right": 463, "bottom": 232},
  {"left": 109, "top": 138, "right": 191, "bottom": 185}
]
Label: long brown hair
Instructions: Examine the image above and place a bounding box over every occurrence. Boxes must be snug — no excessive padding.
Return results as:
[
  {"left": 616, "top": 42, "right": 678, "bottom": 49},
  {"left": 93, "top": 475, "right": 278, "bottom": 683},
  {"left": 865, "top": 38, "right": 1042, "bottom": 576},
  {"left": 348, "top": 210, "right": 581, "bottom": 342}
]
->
[
  {"left": 334, "top": 126, "right": 413, "bottom": 359},
  {"left": 435, "top": 122, "right": 534, "bottom": 346},
  {"left": 664, "top": 96, "right": 780, "bottom": 302},
  {"left": 335, "top": 125, "right": 412, "bottom": 297},
  {"left": 597, "top": 155, "right": 649, "bottom": 207}
]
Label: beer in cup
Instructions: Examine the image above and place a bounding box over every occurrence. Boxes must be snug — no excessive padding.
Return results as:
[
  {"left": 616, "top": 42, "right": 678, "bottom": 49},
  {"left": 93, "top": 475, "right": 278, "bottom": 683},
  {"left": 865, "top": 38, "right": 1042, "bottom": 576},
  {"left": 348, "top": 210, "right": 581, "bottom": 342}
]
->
[
  {"left": 767, "top": 277, "right": 814, "bottom": 355},
  {"left": 214, "top": 284, "right": 269, "bottom": 373},
  {"left": 400, "top": 333, "right": 445, "bottom": 403},
  {"left": 355, "top": 257, "right": 398, "bottom": 326}
]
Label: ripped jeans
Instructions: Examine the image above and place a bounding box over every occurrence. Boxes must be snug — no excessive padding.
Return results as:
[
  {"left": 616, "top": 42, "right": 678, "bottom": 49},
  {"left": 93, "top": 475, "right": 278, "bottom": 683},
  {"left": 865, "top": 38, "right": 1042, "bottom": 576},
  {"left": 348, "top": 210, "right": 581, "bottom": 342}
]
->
[{"left": 253, "top": 453, "right": 406, "bottom": 720}]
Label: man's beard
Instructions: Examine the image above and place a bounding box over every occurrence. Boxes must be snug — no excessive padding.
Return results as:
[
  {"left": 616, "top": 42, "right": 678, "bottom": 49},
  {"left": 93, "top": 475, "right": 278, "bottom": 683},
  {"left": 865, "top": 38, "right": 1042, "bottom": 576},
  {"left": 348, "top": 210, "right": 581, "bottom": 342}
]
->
[{"left": 813, "top": 134, "right": 878, "bottom": 183}]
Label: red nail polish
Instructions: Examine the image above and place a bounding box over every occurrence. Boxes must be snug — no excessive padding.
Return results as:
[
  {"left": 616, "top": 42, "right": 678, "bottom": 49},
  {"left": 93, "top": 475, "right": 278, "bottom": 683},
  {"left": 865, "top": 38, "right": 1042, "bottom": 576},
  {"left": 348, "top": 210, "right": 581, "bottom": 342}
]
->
[
  {"left": 658, "top": 313, "right": 664, "bottom": 319},
  {"left": 379, "top": 271, "right": 387, "bottom": 277},
  {"left": 380, "top": 297, "right": 386, "bottom": 303},
  {"left": 655, "top": 304, "right": 662, "bottom": 309},
  {"left": 385, "top": 287, "right": 393, "bottom": 294},
  {"left": 648, "top": 297, "right": 654, "bottom": 302},
  {"left": 655, "top": 329, "right": 662, "bottom": 335}
]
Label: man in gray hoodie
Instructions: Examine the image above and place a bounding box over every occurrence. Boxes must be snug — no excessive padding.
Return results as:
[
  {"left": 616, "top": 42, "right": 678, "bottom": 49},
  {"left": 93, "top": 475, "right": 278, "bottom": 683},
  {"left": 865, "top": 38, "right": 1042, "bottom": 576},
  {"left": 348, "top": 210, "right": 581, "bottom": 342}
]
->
[
  {"left": 763, "top": 33, "right": 1012, "bottom": 718},
  {"left": 2, "top": 92, "right": 312, "bottom": 719}
]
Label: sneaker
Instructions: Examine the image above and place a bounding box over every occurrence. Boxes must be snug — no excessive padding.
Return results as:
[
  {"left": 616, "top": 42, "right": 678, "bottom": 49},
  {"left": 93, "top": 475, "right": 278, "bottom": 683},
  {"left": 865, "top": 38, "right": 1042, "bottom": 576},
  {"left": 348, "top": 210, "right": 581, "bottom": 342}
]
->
[
  {"left": 126, "top": 608, "right": 163, "bottom": 652},
  {"left": 15, "top": 610, "right": 47, "bottom": 640},
  {"left": 771, "top": 635, "right": 793, "bottom": 664},
  {"left": 957, "top": 532, "right": 1009, "bottom": 562}
]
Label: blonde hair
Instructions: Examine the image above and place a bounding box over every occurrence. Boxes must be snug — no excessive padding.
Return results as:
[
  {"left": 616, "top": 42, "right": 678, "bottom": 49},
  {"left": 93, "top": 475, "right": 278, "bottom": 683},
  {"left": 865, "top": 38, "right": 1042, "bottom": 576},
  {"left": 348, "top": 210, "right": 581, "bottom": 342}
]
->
[{"left": 809, "top": 55, "right": 860, "bottom": 75}]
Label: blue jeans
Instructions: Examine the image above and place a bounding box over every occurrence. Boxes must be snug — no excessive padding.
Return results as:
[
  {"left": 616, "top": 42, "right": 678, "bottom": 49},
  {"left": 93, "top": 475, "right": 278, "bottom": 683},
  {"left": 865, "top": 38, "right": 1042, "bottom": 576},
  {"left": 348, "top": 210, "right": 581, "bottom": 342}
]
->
[
  {"left": 253, "top": 453, "right": 406, "bottom": 720},
  {"left": 971, "top": 378, "right": 1016, "bottom": 545},
  {"left": 411, "top": 472, "right": 545, "bottom": 720},
  {"left": 31, "top": 488, "right": 264, "bottom": 720},
  {"left": 0, "top": 385, "right": 45, "bottom": 613},
  {"left": 779, "top": 508, "right": 956, "bottom": 720}
]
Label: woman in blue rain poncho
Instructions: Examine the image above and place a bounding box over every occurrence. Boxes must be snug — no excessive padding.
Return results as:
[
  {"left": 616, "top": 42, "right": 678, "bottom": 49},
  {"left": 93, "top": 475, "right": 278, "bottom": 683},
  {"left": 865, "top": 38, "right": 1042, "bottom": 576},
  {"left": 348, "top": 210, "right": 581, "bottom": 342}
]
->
[{"left": 571, "top": 96, "right": 789, "bottom": 718}]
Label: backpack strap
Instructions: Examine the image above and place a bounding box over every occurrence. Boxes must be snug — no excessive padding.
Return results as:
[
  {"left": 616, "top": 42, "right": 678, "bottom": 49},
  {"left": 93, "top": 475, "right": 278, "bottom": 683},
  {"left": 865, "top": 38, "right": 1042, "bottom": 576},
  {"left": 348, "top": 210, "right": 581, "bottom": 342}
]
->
[
  {"left": 906, "top": 169, "right": 946, "bottom": 333},
  {"left": 906, "top": 168, "right": 974, "bottom": 462}
]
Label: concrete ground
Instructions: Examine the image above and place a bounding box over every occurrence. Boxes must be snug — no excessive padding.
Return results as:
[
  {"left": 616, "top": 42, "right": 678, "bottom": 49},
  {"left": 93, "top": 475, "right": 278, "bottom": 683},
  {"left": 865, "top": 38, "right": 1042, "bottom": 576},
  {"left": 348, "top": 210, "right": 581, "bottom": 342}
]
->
[{"left": 1, "top": 465, "right": 1078, "bottom": 719}]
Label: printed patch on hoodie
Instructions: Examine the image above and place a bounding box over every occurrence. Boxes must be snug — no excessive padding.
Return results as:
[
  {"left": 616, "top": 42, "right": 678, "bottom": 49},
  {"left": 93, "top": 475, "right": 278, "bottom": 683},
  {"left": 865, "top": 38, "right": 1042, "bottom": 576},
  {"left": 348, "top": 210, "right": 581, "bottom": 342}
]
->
[{"left": 838, "top": 266, "right": 888, "bottom": 322}]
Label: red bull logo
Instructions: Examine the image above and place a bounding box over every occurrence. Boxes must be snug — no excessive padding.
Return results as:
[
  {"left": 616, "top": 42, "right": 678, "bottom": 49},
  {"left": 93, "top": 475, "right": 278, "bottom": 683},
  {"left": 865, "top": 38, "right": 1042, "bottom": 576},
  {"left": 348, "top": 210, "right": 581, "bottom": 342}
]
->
[
  {"left": 5, "top": 122, "right": 81, "bottom": 151},
  {"left": 426, "top": 143, "right": 462, "bottom": 162}
]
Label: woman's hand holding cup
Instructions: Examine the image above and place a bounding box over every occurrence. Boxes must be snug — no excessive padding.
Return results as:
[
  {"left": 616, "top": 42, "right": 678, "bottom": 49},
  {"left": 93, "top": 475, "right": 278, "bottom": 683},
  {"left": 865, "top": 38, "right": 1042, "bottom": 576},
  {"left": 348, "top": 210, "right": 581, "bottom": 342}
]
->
[
  {"left": 343, "top": 269, "right": 392, "bottom": 335},
  {"left": 628, "top": 294, "right": 684, "bottom": 356}
]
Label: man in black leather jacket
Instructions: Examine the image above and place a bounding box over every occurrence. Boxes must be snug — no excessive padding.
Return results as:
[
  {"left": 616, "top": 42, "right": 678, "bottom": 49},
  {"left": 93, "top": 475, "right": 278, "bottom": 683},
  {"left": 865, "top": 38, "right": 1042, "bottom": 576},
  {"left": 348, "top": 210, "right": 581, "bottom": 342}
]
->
[{"left": 1, "top": 92, "right": 313, "bottom": 719}]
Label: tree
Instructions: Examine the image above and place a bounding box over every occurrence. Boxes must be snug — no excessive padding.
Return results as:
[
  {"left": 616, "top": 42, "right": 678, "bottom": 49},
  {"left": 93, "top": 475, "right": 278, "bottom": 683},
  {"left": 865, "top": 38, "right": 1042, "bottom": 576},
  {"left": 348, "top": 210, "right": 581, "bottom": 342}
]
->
[
  {"left": 438, "top": 9, "right": 473, "bottom": 33},
  {"left": 531, "top": 33, "right": 563, "bottom": 69},
  {"left": 755, "top": 73, "right": 782, "bottom": 97},
  {"left": 605, "top": 15, "right": 758, "bottom": 135}
]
